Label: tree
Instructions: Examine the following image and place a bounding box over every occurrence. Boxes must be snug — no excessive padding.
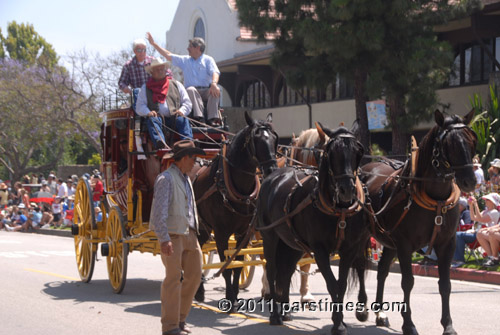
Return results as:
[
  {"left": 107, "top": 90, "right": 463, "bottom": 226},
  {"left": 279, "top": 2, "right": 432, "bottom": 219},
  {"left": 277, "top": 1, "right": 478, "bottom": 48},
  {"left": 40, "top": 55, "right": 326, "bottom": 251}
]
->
[
  {"left": 1, "top": 21, "right": 58, "bottom": 68},
  {"left": 236, "top": 0, "right": 481, "bottom": 154}
]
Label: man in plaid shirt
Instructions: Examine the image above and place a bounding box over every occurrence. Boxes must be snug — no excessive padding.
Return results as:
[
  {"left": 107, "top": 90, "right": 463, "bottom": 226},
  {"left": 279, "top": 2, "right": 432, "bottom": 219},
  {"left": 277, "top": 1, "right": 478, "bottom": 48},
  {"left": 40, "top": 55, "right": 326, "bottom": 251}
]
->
[{"left": 118, "top": 38, "right": 154, "bottom": 94}]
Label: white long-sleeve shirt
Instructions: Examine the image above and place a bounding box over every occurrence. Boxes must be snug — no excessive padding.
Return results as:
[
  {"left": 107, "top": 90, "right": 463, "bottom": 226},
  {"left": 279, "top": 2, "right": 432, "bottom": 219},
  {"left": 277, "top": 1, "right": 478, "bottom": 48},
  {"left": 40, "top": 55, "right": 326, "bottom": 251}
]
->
[{"left": 136, "top": 79, "right": 192, "bottom": 117}]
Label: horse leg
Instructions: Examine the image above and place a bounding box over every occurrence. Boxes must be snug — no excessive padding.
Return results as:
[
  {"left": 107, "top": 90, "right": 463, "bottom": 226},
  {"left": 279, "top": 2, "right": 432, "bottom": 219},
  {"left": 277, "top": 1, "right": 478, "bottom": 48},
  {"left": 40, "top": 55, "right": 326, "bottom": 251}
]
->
[
  {"left": 262, "top": 232, "right": 282, "bottom": 325},
  {"left": 299, "top": 260, "right": 315, "bottom": 304},
  {"left": 352, "top": 255, "right": 369, "bottom": 322},
  {"left": 375, "top": 247, "right": 397, "bottom": 328},
  {"left": 398, "top": 248, "right": 418, "bottom": 335},
  {"left": 274, "top": 240, "right": 302, "bottom": 322},
  {"left": 261, "top": 265, "right": 271, "bottom": 299},
  {"left": 435, "top": 241, "right": 457, "bottom": 335},
  {"left": 229, "top": 234, "right": 247, "bottom": 305},
  {"left": 215, "top": 233, "right": 237, "bottom": 312},
  {"left": 314, "top": 247, "right": 345, "bottom": 335}
]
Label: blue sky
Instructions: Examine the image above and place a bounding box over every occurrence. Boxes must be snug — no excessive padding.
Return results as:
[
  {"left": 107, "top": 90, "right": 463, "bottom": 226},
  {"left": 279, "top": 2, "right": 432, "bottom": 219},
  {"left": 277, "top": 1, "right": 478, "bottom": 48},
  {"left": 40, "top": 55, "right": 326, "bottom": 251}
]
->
[{"left": 0, "top": 0, "right": 180, "bottom": 58}]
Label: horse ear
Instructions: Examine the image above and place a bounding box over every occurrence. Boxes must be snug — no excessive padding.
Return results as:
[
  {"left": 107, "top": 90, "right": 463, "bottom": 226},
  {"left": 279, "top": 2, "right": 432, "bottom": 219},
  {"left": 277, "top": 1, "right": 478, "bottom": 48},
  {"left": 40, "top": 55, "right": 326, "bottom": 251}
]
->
[
  {"left": 266, "top": 113, "right": 273, "bottom": 123},
  {"left": 317, "top": 122, "right": 334, "bottom": 138},
  {"left": 350, "top": 119, "right": 360, "bottom": 136},
  {"left": 434, "top": 109, "right": 445, "bottom": 128},
  {"left": 245, "top": 111, "right": 255, "bottom": 126},
  {"left": 463, "top": 109, "right": 475, "bottom": 125},
  {"left": 315, "top": 122, "right": 326, "bottom": 143}
]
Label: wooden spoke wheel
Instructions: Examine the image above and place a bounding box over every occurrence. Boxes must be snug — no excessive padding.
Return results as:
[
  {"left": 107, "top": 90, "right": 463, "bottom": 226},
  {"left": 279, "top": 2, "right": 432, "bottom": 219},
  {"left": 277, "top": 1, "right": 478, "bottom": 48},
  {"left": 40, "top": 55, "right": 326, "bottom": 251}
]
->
[
  {"left": 239, "top": 254, "right": 256, "bottom": 289},
  {"left": 73, "top": 178, "right": 97, "bottom": 283},
  {"left": 105, "top": 206, "right": 129, "bottom": 294},
  {"left": 202, "top": 250, "right": 216, "bottom": 276}
]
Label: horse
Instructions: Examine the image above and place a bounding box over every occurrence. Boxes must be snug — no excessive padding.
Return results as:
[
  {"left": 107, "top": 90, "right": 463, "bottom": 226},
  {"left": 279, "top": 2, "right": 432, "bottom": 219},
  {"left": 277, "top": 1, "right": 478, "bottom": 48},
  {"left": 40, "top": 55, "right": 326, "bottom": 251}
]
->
[
  {"left": 193, "top": 111, "right": 279, "bottom": 309},
  {"left": 256, "top": 122, "right": 369, "bottom": 335},
  {"left": 360, "top": 110, "right": 477, "bottom": 335},
  {"left": 259, "top": 122, "right": 331, "bottom": 303}
]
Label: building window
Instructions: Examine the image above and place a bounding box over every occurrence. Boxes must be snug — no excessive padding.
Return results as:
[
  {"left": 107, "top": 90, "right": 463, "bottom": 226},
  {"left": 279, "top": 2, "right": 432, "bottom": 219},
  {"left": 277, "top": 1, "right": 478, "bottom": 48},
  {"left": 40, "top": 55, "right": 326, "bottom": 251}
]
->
[
  {"left": 240, "top": 80, "right": 270, "bottom": 109},
  {"left": 194, "top": 18, "right": 205, "bottom": 40},
  {"left": 448, "top": 37, "right": 498, "bottom": 87}
]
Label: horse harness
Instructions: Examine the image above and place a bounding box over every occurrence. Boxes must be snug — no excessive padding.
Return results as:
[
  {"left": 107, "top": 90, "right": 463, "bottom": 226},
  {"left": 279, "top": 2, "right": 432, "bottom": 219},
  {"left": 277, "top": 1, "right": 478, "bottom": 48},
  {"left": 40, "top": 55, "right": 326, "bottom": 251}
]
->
[
  {"left": 364, "top": 125, "right": 466, "bottom": 252},
  {"left": 195, "top": 141, "right": 261, "bottom": 217},
  {"left": 256, "top": 168, "right": 366, "bottom": 256}
]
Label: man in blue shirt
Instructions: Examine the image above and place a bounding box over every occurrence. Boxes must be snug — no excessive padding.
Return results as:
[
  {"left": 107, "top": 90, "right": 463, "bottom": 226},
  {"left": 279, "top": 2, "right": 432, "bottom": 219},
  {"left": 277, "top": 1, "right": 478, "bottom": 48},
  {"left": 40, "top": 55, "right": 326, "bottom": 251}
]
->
[{"left": 146, "top": 33, "right": 221, "bottom": 126}]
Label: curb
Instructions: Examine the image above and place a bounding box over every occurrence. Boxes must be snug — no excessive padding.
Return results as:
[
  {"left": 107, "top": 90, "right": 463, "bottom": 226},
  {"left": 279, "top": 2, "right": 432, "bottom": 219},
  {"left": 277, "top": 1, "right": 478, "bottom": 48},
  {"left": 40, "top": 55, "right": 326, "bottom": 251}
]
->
[
  {"left": 36, "top": 228, "right": 72, "bottom": 238},
  {"left": 365, "top": 260, "right": 500, "bottom": 286}
]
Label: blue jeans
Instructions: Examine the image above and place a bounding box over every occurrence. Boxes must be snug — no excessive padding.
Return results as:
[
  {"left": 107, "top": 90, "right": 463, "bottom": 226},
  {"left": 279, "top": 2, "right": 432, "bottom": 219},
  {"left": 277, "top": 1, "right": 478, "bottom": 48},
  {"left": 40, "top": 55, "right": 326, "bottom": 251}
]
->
[
  {"left": 453, "top": 231, "right": 477, "bottom": 262},
  {"left": 132, "top": 88, "right": 140, "bottom": 111},
  {"left": 146, "top": 115, "right": 193, "bottom": 148}
]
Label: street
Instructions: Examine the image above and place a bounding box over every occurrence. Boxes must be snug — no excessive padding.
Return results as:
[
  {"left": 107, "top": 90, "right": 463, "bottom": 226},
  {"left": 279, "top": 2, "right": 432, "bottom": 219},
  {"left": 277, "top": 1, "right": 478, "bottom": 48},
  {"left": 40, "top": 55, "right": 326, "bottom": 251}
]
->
[{"left": 1, "top": 231, "right": 499, "bottom": 335}]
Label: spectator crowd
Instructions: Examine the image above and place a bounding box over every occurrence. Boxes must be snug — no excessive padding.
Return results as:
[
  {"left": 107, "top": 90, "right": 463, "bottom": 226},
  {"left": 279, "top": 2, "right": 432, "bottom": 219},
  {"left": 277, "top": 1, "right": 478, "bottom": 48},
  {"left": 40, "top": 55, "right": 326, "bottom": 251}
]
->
[{"left": 0, "top": 170, "right": 103, "bottom": 233}]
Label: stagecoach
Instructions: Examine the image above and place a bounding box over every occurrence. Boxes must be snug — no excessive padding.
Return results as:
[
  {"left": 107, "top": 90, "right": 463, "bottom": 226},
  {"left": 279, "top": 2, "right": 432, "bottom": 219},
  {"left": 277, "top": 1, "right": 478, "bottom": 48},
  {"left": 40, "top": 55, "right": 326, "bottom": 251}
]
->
[{"left": 70, "top": 102, "right": 254, "bottom": 293}]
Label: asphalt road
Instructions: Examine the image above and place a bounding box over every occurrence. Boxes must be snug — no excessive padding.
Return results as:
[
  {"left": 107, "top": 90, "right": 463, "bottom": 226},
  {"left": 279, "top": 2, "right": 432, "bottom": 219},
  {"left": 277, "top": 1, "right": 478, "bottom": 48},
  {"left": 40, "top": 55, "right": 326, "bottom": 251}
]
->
[{"left": 1, "top": 231, "right": 499, "bottom": 335}]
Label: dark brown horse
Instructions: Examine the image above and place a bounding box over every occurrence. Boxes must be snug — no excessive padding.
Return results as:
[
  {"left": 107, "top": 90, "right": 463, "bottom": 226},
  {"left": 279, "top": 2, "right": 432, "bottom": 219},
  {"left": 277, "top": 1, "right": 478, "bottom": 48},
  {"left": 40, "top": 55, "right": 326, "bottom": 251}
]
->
[
  {"left": 361, "top": 110, "right": 476, "bottom": 335},
  {"left": 193, "top": 111, "right": 278, "bottom": 308},
  {"left": 256, "top": 122, "right": 368, "bottom": 335}
]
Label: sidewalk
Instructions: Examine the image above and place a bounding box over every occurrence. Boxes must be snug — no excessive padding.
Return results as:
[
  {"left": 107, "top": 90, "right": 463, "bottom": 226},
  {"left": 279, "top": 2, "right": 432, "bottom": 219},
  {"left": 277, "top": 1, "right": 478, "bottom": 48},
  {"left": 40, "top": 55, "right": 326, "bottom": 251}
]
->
[{"left": 35, "top": 228, "right": 500, "bottom": 285}]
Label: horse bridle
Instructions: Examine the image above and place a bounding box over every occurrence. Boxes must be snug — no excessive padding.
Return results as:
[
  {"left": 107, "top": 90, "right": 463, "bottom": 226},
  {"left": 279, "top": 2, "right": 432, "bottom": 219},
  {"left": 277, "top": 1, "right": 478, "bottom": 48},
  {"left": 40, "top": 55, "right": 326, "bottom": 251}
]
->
[
  {"left": 322, "top": 133, "right": 362, "bottom": 203},
  {"left": 431, "top": 123, "right": 476, "bottom": 180},
  {"left": 242, "top": 123, "right": 279, "bottom": 174}
]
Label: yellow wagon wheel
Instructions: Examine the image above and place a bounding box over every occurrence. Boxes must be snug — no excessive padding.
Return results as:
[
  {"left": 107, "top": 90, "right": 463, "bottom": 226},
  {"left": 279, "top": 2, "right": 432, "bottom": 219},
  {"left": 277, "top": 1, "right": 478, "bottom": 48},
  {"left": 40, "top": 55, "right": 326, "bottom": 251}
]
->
[
  {"left": 105, "top": 206, "right": 129, "bottom": 294},
  {"left": 73, "top": 178, "right": 96, "bottom": 283},
  {"left": 239, "top": 254, "right": 256, "bottom": 289}
]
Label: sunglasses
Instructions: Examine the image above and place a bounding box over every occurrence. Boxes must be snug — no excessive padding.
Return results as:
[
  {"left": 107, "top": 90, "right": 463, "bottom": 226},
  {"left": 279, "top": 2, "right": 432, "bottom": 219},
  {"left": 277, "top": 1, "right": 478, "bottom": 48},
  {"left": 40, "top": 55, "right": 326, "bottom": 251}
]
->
[{"left": 135, "top": 48, "right": 146, "bottom": 53}]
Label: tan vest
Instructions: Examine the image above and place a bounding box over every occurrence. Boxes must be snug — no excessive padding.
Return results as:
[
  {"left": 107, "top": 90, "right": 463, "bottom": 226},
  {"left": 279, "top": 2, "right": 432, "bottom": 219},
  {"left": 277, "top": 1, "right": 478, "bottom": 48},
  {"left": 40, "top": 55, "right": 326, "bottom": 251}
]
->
[{"left": 164, "top": 165, "right": 199, "bottom": 236}]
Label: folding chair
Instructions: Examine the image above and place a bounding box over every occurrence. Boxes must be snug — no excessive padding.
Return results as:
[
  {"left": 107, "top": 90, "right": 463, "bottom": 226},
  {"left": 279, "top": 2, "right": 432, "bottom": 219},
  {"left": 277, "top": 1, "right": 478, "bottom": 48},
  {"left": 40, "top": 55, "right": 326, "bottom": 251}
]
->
[{"left": 465, "top": 239, "right": 485, "bottom": 264}]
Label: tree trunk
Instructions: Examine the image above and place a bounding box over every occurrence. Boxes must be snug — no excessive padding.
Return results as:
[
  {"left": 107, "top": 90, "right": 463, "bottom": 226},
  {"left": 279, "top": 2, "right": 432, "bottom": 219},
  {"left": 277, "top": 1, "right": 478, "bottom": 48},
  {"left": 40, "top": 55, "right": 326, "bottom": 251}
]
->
[
  {"left": 353, "top": 69, "right": 370, "bottom": 156},
  {"left": 387, "top": 94, "right": 408, "bottom": 156}
]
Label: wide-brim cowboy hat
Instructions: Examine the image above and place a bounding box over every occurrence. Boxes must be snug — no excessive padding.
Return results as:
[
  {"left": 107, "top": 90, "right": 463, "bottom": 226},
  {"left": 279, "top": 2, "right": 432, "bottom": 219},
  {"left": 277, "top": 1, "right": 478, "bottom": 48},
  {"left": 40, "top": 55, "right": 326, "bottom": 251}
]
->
[
  {"left": 164, "top": 140, "right": 206, "bottom": 160},
  {"left": 145, "top": 58, "right": 168, "bottom": 74},
  {"left": 0, "top": 183, "right": 7, "bottom": 190}
]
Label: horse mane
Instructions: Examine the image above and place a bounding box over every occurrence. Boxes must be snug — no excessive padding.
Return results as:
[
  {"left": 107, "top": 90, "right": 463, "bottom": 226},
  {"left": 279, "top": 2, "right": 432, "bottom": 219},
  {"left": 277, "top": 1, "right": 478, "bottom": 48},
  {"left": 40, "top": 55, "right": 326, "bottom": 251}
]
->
[
  {"left": 294, "top": 128, "right": 330, "bottom": 164},
  {"left": 416, "top": 114, "right": 476, "bottom": 178}
]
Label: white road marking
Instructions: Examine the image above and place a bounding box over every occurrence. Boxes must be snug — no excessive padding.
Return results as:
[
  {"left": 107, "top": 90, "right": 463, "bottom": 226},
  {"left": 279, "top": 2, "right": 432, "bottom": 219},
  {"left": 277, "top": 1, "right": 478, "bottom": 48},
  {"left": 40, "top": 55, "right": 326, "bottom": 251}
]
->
[{"left": 0, "top": 251, "right": 74, "bottom": 258}]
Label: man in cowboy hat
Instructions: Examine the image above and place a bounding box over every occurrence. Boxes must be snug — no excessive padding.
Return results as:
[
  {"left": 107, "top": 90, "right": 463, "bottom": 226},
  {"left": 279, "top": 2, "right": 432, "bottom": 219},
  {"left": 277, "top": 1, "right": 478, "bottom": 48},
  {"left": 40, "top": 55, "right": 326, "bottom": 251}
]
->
[
  {"left": 149, "top": 140, "right": 205, "bottom": 335},
  {"left": 136, "top": 58, "right": 193, "bottom": 150}
]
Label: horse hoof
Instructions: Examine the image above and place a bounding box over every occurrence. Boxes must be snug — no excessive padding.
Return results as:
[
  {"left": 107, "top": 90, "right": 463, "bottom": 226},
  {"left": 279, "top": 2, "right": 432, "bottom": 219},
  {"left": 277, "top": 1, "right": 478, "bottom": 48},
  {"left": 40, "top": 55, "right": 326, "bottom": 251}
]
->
[
  {"left": 356, "top": 310, "right": 369, "bottom": 322},
  {"left": 269, "top": 315, "right": 283, "bottom": 325},
  {"left": 402, "top": 325, "right": 419, "bottom": 335},
  {"left": 443, "top": 325, "right": 457, "bottom": 335},
  {"left": 282, "top": 312, "right": 293, "bottom": 321},
  {"left": 331, "top": 324, "right": 347, "bottom": 335},
  {"left": 194, "top": 290, "right": 205, "bottom": 303},
  {"left": 376, "top": 316, "right": 390, "bottom": 327},
  {"left": 300, "top": 291, "right": 315, "bottom": 304}
]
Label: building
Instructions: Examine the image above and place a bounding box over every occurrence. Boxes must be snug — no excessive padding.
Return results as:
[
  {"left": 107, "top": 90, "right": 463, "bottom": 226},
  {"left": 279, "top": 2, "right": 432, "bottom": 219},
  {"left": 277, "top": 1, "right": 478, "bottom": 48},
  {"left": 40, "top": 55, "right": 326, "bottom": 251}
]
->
[{"left": 166, "top": 0, "right": 500, "bottom": 148}]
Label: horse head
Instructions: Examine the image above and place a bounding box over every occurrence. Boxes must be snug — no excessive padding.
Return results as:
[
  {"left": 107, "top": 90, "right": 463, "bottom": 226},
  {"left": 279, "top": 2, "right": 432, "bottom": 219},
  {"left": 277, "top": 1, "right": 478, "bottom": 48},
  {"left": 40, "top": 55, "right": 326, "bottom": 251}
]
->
[
  {"left": 418, "top": 110, "right": 477, "bottom": 192},
  {"left": 318, "top": 120, "right": 364, "bottom": 204},
  {"left": 233, "top": 111, "right": 278, "bottom": 177}
]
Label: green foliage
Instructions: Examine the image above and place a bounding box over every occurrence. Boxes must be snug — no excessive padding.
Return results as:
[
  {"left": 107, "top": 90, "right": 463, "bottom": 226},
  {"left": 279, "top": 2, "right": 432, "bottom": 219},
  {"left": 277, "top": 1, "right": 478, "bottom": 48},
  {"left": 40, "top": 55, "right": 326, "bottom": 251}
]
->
[
  {"left": 370, "top": 143, "right": 386, "bottom": 157},
  {"left": 2, "top": 21, "right": 58, "bottom": 68},
  {"left": 88, "top": 153, "right": 102, "bottom": 166},
  {"left": 469, "top": 85, "right": 500, "bottom": 168}
]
